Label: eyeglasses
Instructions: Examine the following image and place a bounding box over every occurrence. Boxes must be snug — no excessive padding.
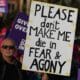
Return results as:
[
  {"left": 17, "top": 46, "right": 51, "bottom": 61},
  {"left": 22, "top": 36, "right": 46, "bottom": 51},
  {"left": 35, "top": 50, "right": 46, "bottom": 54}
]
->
[{"left": 2, "top": 45, "right": 15, "bottom": 50}]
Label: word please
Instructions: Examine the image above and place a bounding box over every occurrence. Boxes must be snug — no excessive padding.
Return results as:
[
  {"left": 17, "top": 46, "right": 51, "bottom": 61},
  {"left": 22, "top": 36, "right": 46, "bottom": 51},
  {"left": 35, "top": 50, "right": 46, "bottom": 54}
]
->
[{"left": 34, "top": 4, "right": 75, "bottom": 23}]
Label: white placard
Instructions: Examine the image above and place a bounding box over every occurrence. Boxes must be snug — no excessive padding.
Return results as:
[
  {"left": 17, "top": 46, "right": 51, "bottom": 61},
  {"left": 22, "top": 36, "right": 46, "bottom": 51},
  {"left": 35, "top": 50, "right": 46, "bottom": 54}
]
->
[{"left": 22, "top": 1, "right": 78, "bottom": 76}]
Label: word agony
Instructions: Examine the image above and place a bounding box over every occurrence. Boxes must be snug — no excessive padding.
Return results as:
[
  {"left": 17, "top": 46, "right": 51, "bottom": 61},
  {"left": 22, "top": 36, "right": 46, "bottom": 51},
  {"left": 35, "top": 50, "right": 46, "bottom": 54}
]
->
[{"left": 30, "top": 59, "right": 66, "bottom": 73}]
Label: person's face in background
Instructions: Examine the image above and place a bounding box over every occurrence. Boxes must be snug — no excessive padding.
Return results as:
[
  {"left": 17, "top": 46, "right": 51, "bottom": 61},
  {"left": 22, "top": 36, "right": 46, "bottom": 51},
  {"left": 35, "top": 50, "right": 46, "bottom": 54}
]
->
[{"left": 0, "top": 38, "right": 15, "bottom": 57}]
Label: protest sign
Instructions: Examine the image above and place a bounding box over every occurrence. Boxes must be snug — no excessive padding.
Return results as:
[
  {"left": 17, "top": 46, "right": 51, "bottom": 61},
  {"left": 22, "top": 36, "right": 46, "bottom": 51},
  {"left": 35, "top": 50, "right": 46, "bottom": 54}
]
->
[
  {"left": 7, "top": 12, "right": 28, "bottom": 54},
  {"left": 22, "top": 1, "right": 78, "bottom": 76},
  {"left": 0, "top": 0, "right": 8, "bottom": 13}
]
